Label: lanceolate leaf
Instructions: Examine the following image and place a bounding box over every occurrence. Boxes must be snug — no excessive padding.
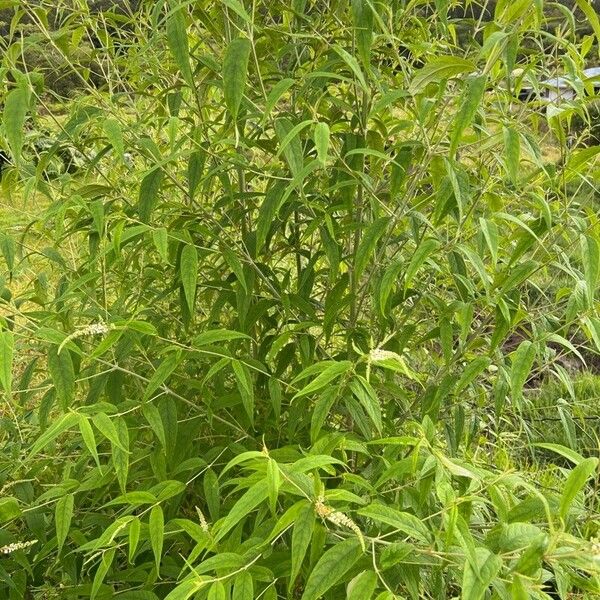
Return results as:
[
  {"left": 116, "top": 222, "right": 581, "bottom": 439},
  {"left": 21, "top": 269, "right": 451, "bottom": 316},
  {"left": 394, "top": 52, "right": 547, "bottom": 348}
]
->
[
  {"left": 166, "top": 2, "right": 193, "bottom": 86},
  {"left": 450, "top": 74, "right": 486, "bottom": 156},
  {"left": 405, "top": 237, "right": 440, "bottom": 291},
  {"left": 355, "top": 217, "right": 390, "bottom": 282},
  {"left": 461, "top": 547, "right": 501, "bottom": 600},
  {"left": 510, "top": 341, "right": 536, "bottom": 405},
  {"left": 149, "top": 505, "right": 165, "bottom": 572},
  {"left": 410, "top": 57, "right": 475, "bottom": 93},
  {"left": 301, "top": 539, "right": 363, "bottom": 600},
  {"left": 180, "top": 244, "right": 198, "bottom": 314},
  {"left": 0, "top": 331, "right": 14, "bottom": 396},
  {"left": 559, "top": 457, "right": 598, "bottom": 519},
  {"left": 232, "top": 572, "right": 253, "bottom": 600},
  {"left": 293, "top": 361, "right": 352, "bottom": 399},
  {"left": 290, "top": 502, "right": 315, "bottom": 586},
  {"left": 48, "top": 346, "right": 75, "bottom": 410},
  {"left": 138, "top": 168, "right": 164, "bottom": 223},
  {"left": 313, "top": 122, "right": 330, "bottom": 166},
  {"left": 4, "top": 87, "right": 29, "bottom": 164},
  {"left": 223, "top": 38, "right": 252, "bottom": 121},
  {"left": 143, "top": 351, "right": 182, "bottom": 401},
  {"left": 213, "top": 481, "right": 268, "bottom": 542},
  {"left": 55, "top": 494, "right": 74, "bottom": 554}
]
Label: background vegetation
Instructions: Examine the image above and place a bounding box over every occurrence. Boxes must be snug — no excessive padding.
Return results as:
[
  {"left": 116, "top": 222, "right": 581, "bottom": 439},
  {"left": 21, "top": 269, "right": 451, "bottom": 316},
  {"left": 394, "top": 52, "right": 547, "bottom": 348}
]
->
[{"left": 0, "top": 0, "right": 600, "bottom": 598}]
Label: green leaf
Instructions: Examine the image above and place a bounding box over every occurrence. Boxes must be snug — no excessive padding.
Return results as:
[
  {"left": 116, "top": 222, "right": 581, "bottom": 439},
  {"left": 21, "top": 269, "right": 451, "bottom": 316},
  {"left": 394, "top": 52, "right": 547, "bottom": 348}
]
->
[
  {"left": 332, "top": 44, "right": 368, "bottom": 92},
  {"left": 48, "top": 346, "right": 75, "bottom": 411},
  {"left": 410, "top": 56, "right": 475, "bottom": 93},
  {"left": 510, "top": 341, "right": 535, "bottom": 405},
  {"left": 232, "top": 359, "right": 254, "bottom": 424},
  {"left": 313, "top": 122, "right": 330, "bottom": 166},
  {"left": 461, "top": 547, "right": 501, "bottom": 600},
  {"left": 293, "top": 361, "right": 352, "bottom": 399},
  {"left": 405, "top": 237, "right": 439, "bottom": 291},
  {"left": 532, "top": 443, "right": 585, "bottom": 466},
  {"left": 164, "top": 580, "right": 205, "bottom": 600},
  {"left": 128, "top": 517, "right": 141, "bottom": 563},
  {"left": 223, "top": 247, "right": 247, "bottom": 292},
  {"left": 213, "top": 480, "right": 268, "bottom": 542},
  {"left": 4, "top": 87, "right": 28, "bottom": 164},
  {"left": 78, "top": 415, "right": 100, "bottom": 467},
  {"left": 503, "top": 126, "right": 520, "bottom": 184},
  {"left": 0, "top": 331, "right": 14, "bottom": 396},
  {"left": 582, "top": 234, "right": 599, "bottom": 305},
  {"left": 290, "top": 502, "right": 315, "bottom": 586},
  {"left": 0, "top": 497, "right": 21, "bottom": 523},
  {"left": 143, "top": 351, "right": 182, "bottom": 401},
  {"left": 207, "top": 582, "right": 226, "bottom": 600},
  {"left": 256, "top": 181, "right": 286, "bottom": 253},
  {"left": 275, "top": 117, "right": 306, "bottom": 176},
  {"left": 149, "top": 505, "right": 164, "bottom": 573},
  {"left": 266, "top": 458, "right": 280, "bottom": 513},
  {"left": 450, "top": 75, "right": 486, "bottom": 156},
  {"left": 358, "top": 503, "right": 431, "bottom": 544},
  {"left": 223, "top": 38, "right": 252, "bottom": 121},
  {"left": 55, "top": 494, "right": 74, "bottom": 554},
  {"left": 180, "top": 244, "right": 198, "bottom": 314},
  {"left": 93, "top": 412, "right": 129, "bottom": 453},
  {"left": 153, "top": 227, "right": 169, "bottom": 263},
  {"left": 138, "top": 168, "right": 164, "bottom": 223},
  {"left": 455, "top": 357, "right": 491, "bottom": 393},
  {"left": 347, "top": 570, "right": 377, "bottom": 600},
  {"left": 28, "top": 412, "right": 79, "bottom": 458},
  {"left": 300, "top": 538, "right": 363, "bottom": 600},
  {"left": 166, "top": 3, "right": 193, "bottom": 86},
  {"left": 91, "top": 548, "right": 115, "bottom": 600},
  {"left": 103, "top": 118, "right": 124, "bottom": 161},
  {"left": 142, "top": 403, "right": 166, "bottom": 447},
  {"left": 193, "top": 329, "right": 249, "bottom": 346},
  {"left": 355, "top": 217, "right": 390, "bottom": 282},
  {"left": 351, "top": 0, "right": 374, "bottom": 67},
  {"left": 349, "top": 377, "right": 382, "bottom": 434},
  {"left": 559, "top": 457, "right": 598, "bottom": 519},
  {"left": 262, "top": 78, "right": 295, "bottom": 124},
  {"left": 232, "top": 572, "right": 253, "bottom": 600}
]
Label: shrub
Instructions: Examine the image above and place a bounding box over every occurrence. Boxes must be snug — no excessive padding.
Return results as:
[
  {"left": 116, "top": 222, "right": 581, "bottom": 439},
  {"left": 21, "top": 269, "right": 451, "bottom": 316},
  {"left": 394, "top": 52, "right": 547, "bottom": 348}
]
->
[{"left": 0, "top": 1, "right": 599, "bottom": 599}]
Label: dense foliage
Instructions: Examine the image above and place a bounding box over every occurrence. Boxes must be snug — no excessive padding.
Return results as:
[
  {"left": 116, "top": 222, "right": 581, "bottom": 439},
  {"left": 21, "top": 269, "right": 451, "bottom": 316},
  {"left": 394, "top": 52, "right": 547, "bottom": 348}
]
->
[{"left": 1, "top": 0, "right": 600, "bottom": 598}]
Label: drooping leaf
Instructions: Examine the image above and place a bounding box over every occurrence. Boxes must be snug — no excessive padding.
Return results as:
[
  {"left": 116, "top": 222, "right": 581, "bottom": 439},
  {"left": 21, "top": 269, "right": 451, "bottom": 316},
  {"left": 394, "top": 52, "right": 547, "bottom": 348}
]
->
[
  {"left": 313, "top": 122, "right": 330, "bottom": 166},
  {"left": 180, "top": 244, "right": 198, "bottom": 314},
  {"left": 300, "top": 539, "right": 363, "bottom": 600},
  {"left": 213, "top": 480, "right": 268, "bottom": 542},
  {"left": 138, "top": 168, "right": 164, "bottom": 223},
  {"left": 4, "top": 87, "right": 29, "bottom": 164},
  {"left": 355, "top": 217, "right": 390, "bottom": 282},
  {"left": 347, "top": 570, "right": 377, "bottom": 600},
  {"left": 510, "top": 341, "right": 536, "bottom": 406},
  {"left": 290, "top": 502, "right": 315, "bottom": 586},
  {"left": 149, "top": 505, "right": 164, "bottom": 572},
  {"left": 166, "top": 3, "right": 193, "bottom": 86},
  {"left": 450, "top": 74, "right": 486, "bottom": 156},
  {"left": 223, "top": 38, "right": 252, "bottom": 121},
  {"left": 0, "top": 331, "right": 14, "bottom": 396},
  {"left": 559, "top": 457, "right": 598, "bottom": 519},
  {"left": 48, "top": 346, "right": 75, "bottom": 411},
  {"left": 55, "top": 494, "right": 74, "bottom": 554}
]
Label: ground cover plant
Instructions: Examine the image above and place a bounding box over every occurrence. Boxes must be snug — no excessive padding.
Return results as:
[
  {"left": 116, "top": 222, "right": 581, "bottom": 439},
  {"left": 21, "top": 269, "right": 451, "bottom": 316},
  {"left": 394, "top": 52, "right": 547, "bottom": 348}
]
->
[{"left": 0, "top": 0, "right": 600, "bottom": 598}]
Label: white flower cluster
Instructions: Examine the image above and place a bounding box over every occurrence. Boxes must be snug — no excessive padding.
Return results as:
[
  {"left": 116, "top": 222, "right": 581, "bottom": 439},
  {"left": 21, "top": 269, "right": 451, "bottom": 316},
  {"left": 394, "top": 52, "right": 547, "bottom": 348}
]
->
[
  {"left": 1, "top": 539, "right": 37, "bottom": 555},
  {"left": 195, "top": 506, "right": 210, "bottom": 533},
  {"left": 314, "top": 495, "right": 365, "bottom": 551},
  {"left": 369, "top": 349, "right": 397, "bottom": 362},
  {"left": 58, "top": 321, "right": 113, "bottom": 354}
]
